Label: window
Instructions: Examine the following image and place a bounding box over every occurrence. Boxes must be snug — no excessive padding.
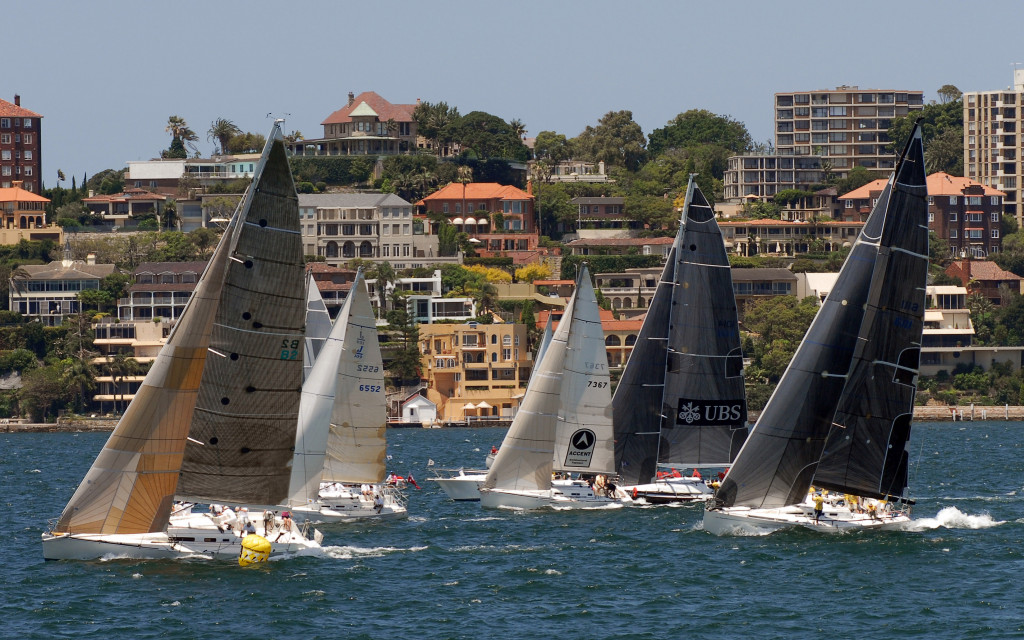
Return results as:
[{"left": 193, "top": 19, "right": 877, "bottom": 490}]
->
[
  {"left": 490, "top": 334, "right": 497, "bottom": 344},
  {"left": 1, "top": 167, "right": 10, "bottom": 176},
  {"left": 949, "top": 212, "right": 957, "bottom": 222},
  {"left": 1, "top": 150, "right": 9, "bottom": 160},
  {"left": 992, "top": 229, "right": 1000, "bottom": 238},
  {"left": 992, "top": 196, "right": 1001, "bottom": 205},
  {"left": 0, "top": 134, "right": 8, "bottom": 144},
  {"left": 949, "top": 196, "right": 958, "bottom": 205},
  {"left": 442, "top": 203, "right": 449, "bottom": 214},
  {"left": 24, "top": 150, "right": 32, "bottom": 160},
  {"left": 845, "top": 200, "right": 852, "bottom": 209},
  {"left": 0, "top": 118, "right": 8, "bottom": 128},
  {"left": 24, "top": 167, "right": 31, "bottom": 176},
  {"left": 968, "top": 196, "right": 982, "bottom": 206},
  {"left": 928, "top": 212, "right": 934, "bottom": 222},
  {"left": 23, "top": 134, "right": 31, "bottom": 144},
  {"left": 968, "top": 213, "right": 982, "bottom": 222},
  {"left": 927, "top": 196, "right": 934, "bottom": 205},
  {"left": 23, "top": 119, "right": 31, "bottom": 128},
  {"left": 992, "top": 212, "right": 1000, "bottom": 222},
  {"left": 502, "top": 348, "right": 511, "bottom": 361},
  {"left": 502, "top": 335, "right": 512, "bottom": 346},
  {"left": 949, "top": 229, "right": 958, "bottom": 238}
]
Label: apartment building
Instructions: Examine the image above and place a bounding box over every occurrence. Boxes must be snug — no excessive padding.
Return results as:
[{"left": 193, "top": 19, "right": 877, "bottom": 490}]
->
[
  {"left": 298, "top": 193, "right": 445, "bottom": 269},
  {"left": 840, "top": 173, "right": 1005, "bottom": 257},
  {"left": 717, "top": 218, "right": 865, "bottom": 256},
  {"left": 0, "top": 95, "right": 41, "bottom": 192},
  {"left": 9, "top": 247, "right": 115, "bottom": 325},
  {"left": 417, "top": 182, "right": 539, "bottom": 256},
  {"left": 0, "top": 182, "right": 62, "bottom": 244},
  {"left": 418, "top": 322, "right": 532, "bottom": 421},
  {"left": 82, "top": 189, "right": 169, "bottom": 230},
  {"left": 774, "top": 86, "right": 923, "bottom": 177},
  {"left": 920, "top": 285, "right": 1024, "bottom": 376},
  {"left": 117, "top": 261, "right": 206, "bottom": 321},
  {"left": 723, "top": 154, "right": 825, "bottom": 201},
  {"left": 91, "top": 320, "right": 168, "bottom": 412},
  {"left": 963, "top": 69, "right": 1024, "bottom": 224}
]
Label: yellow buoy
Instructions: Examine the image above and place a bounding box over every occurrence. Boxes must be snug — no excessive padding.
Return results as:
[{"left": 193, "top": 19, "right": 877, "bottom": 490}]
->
[{"left": 238, "top": 534, "right": 272, "bottom": 566}]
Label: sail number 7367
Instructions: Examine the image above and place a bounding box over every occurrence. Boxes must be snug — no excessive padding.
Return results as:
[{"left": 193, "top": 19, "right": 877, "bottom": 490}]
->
[{"left": 587, "top": 380, "right": 608, "bottom": 388}]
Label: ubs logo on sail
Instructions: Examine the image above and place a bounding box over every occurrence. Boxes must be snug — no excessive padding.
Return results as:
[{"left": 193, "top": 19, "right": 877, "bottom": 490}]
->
[
  {"left": 565, "top": 429, "right": 596, "bottom": 467},
  {"left": 676, "top": 398, "right": 746, "bottom": 426}
]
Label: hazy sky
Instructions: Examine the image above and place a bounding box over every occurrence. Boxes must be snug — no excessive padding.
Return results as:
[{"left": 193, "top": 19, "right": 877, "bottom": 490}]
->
[{"left": 13, "top": 0, "right": 1024, "bottom": 184}]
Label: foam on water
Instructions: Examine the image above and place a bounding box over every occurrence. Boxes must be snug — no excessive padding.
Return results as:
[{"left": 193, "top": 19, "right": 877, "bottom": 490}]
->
[
  {"left": 322, "top": 544, "right": 428, "bottom": 560},
  {"left": 905, "top": 506, "right": 1006, "bottom": 531}
]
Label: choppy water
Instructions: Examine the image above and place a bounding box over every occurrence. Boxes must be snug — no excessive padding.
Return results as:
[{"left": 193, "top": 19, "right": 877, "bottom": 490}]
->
[{"left": 2, "top": 422, "right": 1023, "bottom": 639}]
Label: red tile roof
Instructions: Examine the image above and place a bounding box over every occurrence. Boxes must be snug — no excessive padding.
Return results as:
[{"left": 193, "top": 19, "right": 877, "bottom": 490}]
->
[
  {"left": 0, "top": 185, "right": 49, "bottom": 203},
  {"left": 926, "top": 172, "right": 1005, "bottom": 197},
  {"left": 321, "top": 92, "right": 416, "bottom": 126},
  {"left": 948, "top": 260, "right": 1021, "bottom": 282},
  {"left": 838, "top": 179, "right": 889, "bottom": 200},
  {"left": 418, "top": 182, "right": 533, "bottom": 204},
  {"left": 0, "top": 98, "right": 41, "bottom": 119}
]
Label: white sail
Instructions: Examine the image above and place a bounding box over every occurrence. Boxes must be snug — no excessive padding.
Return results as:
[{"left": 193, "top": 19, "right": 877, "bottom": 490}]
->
[
  {"left": 552, "top": 268, "right": 615, "bottom": 474},
  {"left": 304, "top": 270, "right": 333, "bottom": 382},
  {"left": 287, "top": 270, "right": 365, "bottom": 506},
  {"left": 321, "top": 276, "right": 387, "bottom": 484},
  {"left": 482, "top": 294, "right": 574, "bottom": 493}
]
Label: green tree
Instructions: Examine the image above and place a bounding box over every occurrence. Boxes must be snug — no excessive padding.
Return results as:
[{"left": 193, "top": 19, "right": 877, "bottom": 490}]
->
[
  {"left": 226, "top": 132, "right": 266, "bottom": 154},
  {"left": 207, "top": 118, "right": 241, "bottom": 155},
  {"left": 742, "top": 295, "right": 819, "bottom": 383},
  {"left": 451, "top": 111, "right": 528, "bottom": 161},
  {"left": 384, "top": 291, "right": 420, "bottom": 385},
  {"left": 413, "top": 101, "right": 461, "bottom": 154},
  {"left": 647, "top": 109, "right": 752, "bottom": 156},
  {"left": 573, "top": 110, "right": 647, "bottom": 171},
  {"left": 532, "top": 131, "right": 574, "bottom": 182}
]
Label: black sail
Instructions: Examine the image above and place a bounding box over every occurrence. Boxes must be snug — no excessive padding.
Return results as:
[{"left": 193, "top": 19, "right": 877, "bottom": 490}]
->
[
  {"left": 812, "top": 130, "right": 928, "bottom": 501},
  {"left": 177, "top": 126, "right": 306, "bottom": 505},
  {"left": 612, "top": 178, "right": 746, "bottom": 484},
  {"left": 716, "top": 124, "right": 927, "bottom": 510},
  {"left": 612, "top": 245, "right": 674, "bottom": 485},
  {"left": 658, "top": 184, "right": 747, "bottom": 467}
]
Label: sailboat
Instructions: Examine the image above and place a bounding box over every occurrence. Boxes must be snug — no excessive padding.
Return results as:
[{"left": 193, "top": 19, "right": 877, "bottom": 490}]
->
[
  {"left": 703, "top": 123, "right": 928, "bottom": 535},
  {"left": 288, "top": 270, "right": 407, "bottom": 522},
  {"left": 42, "top": 123, "right": 322, "bottom": 560},
  {"left": 479, "top": 265, "right": 624, "bottom": 509},
  {"left": 613, "top": 177, "right": 747, "bottom": 503},
  {"left": 431, "top": 314, "right": 555, "bottom": 501}
]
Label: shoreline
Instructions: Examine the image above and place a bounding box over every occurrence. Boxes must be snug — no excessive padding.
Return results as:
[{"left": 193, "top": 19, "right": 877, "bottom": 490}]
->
[{"left": 3, "top": 405, "right": 1022, "bottom": 433}]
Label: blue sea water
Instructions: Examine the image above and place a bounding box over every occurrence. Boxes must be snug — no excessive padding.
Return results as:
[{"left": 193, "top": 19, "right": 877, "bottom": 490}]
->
[{"left": 2, "top": 422, "right": 1022, "bottom": 640}]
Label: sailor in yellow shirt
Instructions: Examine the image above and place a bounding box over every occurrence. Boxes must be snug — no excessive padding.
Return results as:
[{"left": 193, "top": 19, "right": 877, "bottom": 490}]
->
[{"left": 813, "top": 493, "right": 825, "bottom": 524}]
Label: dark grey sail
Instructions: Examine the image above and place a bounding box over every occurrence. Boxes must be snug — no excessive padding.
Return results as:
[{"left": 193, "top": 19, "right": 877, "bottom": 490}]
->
[
  {"left": 658, "top": 182, "right": 747, "bottom": 468},
  {"left": 811, "top": 130, "right": 928, "bottom": 502},
  {"left": 177, "top": 124, "right": 306, "bottom": 506},
  {"left": 716, "top": 124, "right": 927, "bottom": 510},
  {"left": 611, "top": 245, "right": 674, "bottom": 485}
]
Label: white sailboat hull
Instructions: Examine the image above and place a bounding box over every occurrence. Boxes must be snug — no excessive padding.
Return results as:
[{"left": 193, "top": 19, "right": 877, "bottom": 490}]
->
[
  {"left": 620, "top": 476, "right": 713, "bottom": 504},
  {"left": 288, "top": 484, "right": 408, "bottom": 523},
  {"left": 430, "top": 472, "right": 487, "bottom": 501},
  {"left": 479, "top": 482, "right": 627, "bottom": 510},
  {"left": 42, "top": 522, "right": 319, "bottom": 561},
  {"left": 702, "top": 504, "right": 911, "bottom": 536}
]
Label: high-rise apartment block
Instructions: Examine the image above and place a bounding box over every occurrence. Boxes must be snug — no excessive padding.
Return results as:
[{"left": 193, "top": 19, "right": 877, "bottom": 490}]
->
[
  {"left": 774, "top": 86, "right": 923, "bottom": 177},
  {"left": 963, "top": 70, "right": 1024, "bottom": 224},
  {"left": 0, "top": 95, "right": 42, "bottom": 192}
]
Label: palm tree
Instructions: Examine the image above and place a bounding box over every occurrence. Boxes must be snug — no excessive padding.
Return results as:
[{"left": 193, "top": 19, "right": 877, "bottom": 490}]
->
[
  {"left": 284, "top": 130, "right": 304, "bottom": 144},
  {"left": 108, "top": 351, "right": 140, "bottom": 414},
  {"left": 166, "top": 115, "right": 198, "bottom": 144},
  {"left": 208, "top": 118, "right": 241, "bottom": 155},
  {"left": 509, "top": 118, "right": 526, "bottom": 141}
]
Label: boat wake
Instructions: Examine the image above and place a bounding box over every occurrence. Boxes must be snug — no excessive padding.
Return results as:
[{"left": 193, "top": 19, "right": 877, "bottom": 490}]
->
[
  {"left": 904, "top": 506, "right": 1005, "bottom": 531},
  {"left": 321, "top": 544, "right": 428, "bottom": 560},
  {"left": 549, "top": 502, "right": 624, "bottom": 511}
]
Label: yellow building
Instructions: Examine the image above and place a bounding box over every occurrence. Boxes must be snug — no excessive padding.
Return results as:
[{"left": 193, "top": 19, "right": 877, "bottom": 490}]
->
[{"left": 419, "top": 322, "right": 532, "bottom": 422}]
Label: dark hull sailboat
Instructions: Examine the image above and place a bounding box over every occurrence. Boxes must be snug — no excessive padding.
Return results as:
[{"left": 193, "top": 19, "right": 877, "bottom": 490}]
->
[
  {"left": 704, "top": 123, "right": 928, "bottom": 535},
  {"left": 613, "top": 177, "right": 747, "bottom": 502}
]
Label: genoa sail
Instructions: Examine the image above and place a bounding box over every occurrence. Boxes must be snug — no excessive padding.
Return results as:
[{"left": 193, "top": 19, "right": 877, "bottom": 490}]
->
[
  {"left": 716, "top": 124, "right": 927, "bottom": 510},
  {"left": 304, "top": 270, "right": 333, "bottom": 382},
  {"left": 552, "top": 266, "right": 616, "bottom": 475},
  {"left": 657, "top": 181, "right": 747, "bottom": 468},
  {"left": 177, "top": 127, "right": 306, "bottom": 506},
  {"left": 612, "top": 245, "right": 674, "bottom": 485},
  {"left": 321, "top": 274, "right": 387, "bottom": 485}
]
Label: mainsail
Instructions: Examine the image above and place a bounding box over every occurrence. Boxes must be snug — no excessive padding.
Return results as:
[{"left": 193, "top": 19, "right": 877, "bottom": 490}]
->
[
  {"left": 304, "top": 269, "right": 333, "bottom": 382},
  {"left": 320, "top": 275, "right": 387, "bottom": 484},
  {"left": 716, "top": 124, "right": 927, "bottom": 510},
  {"left": 484, "top": 265, "right": 614, "bottom": 492},
  {"left": 612, "top": 178, "right": 746, "bottom": 484},
  {"left": 177, "top": 126, "right": 306, "bottom": 506},
  {"left": 657, "top": 181, "right": 746, "bottom": 467}
]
